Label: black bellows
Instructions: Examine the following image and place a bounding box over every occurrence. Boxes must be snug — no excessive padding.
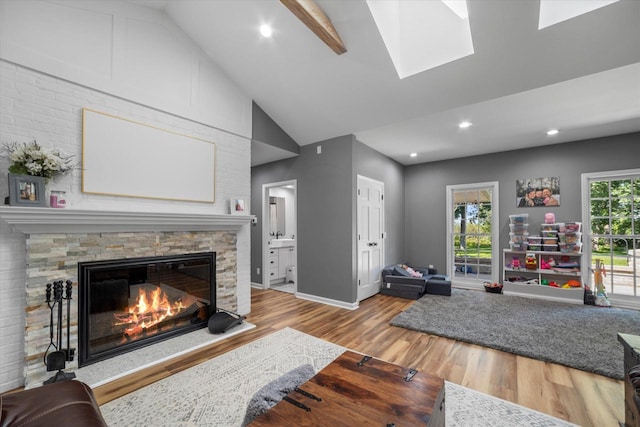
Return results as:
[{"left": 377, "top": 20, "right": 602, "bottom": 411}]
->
[{"left": 207, "top": 307, "right": 244, "bottom": 334}]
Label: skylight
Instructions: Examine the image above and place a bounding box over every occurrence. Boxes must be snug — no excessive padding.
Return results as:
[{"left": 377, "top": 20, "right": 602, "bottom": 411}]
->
[
  {"left": 538, "top": 0, "right": 621, "bottom": 29},
  {"left": 366, "top": 0, "right": 474, "bottom": 79}
]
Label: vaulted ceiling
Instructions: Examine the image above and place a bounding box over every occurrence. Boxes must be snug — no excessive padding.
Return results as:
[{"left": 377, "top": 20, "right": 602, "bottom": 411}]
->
[{"left": 133, "top": 0, "right": 640, "bottom": 166}]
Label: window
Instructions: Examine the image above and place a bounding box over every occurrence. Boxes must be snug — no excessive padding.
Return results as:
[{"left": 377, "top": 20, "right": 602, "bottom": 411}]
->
[
  {"left": 447, "top": 182, "right": 499, "bottom": 287},
  {"left": 582, "top": 169, "right": 640, "bottom": 307}
]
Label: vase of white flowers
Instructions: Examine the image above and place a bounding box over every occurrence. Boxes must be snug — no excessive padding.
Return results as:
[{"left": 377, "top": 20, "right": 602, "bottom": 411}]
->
[
  {"left": 2, "top": 141, "right": 75, "bottom": 207},
  {"left": 2, "top": 140, "right": 74, "bottom": 179}
]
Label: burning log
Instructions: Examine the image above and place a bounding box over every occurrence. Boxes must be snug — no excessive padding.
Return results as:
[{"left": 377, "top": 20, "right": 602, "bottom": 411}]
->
[{"left": 114, "top": 285, "right": 188, "bottom": 339}]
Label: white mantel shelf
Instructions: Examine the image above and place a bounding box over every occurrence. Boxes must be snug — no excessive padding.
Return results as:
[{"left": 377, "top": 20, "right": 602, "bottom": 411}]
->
[{"left": 0, "top": 206, "right": 254, "bottom": 234}]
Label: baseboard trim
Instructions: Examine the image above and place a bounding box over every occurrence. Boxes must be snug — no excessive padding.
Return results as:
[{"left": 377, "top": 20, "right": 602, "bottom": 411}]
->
[
  {"left": 296, "top": 292, "right": 359, "bottom": 310},
  {"left": 502, "top": 290, "right": 584, "bottom": 305}
]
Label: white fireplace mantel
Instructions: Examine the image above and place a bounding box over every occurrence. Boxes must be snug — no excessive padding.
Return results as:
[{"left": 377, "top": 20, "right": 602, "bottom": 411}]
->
[{"left": 0, "top": 206, "right": 254, "bottom": 234}]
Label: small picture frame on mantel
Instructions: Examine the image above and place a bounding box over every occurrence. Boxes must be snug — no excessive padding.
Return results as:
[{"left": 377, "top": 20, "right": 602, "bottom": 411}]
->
[
  {"left": 230, "top": 198, "right": 246, "bottom": 215},
  {"left": 8, "top": 173, "right": 47, "bottom": 207}
]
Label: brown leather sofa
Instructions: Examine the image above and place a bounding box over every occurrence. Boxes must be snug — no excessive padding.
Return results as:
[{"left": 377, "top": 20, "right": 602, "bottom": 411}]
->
[{"left": 1, "top": 380, "right": 107, "bottom": 427}]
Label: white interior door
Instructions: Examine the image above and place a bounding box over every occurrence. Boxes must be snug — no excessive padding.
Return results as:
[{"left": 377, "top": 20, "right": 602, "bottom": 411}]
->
[{"left": 357, "top": 176, "right": 384, "bottom": 301}]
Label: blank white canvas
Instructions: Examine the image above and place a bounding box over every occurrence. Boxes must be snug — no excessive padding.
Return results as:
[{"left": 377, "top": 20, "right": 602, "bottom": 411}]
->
[{"left": 82, "top": 108, "right": 215, "bottom": 202}]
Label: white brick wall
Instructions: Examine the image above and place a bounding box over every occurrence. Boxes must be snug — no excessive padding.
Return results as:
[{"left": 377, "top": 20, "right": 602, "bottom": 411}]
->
[{"left": 0, "top": 60, "right": 252, "bottom": 392}]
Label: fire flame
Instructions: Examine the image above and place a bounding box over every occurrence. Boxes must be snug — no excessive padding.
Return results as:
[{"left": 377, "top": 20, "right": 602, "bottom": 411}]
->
[{"left": 114, "top": 286, "right": 186, "bottom": 337}]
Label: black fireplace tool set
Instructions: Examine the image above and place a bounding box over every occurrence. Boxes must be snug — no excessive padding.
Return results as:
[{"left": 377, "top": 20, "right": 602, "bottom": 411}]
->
[{"left": 44, "top": 280, "right": 76, "bottom": 384}]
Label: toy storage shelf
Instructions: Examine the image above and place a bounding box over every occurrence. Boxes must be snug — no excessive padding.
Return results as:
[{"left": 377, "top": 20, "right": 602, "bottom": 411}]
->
[{"left": 503, "top": 249, "right": 584, "bottom": 304}]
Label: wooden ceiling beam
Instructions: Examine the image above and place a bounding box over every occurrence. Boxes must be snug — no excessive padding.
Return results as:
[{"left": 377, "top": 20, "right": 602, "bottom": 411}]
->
[{"left": 280, "top": 0, "right": 347, "bottom": 55}]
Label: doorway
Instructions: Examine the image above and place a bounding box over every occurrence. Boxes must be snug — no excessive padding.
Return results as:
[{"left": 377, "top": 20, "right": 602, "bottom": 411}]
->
[
  {"left": 262, "top": 180, "right": 297, "bottom": 293},
  {"left": 582, "top": 168, "right": 640, "bottom": 309},
  {"left": 446, "top": 182, "right": 499, "bottom": 288},
  {"left": 357, "top": 175, "right": 385, "bottom": 302}
]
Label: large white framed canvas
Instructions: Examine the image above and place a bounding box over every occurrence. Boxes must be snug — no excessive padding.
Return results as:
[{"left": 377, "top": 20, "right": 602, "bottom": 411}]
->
[{"left": 82, "top": 108, "right": 215, "bottom": 203}]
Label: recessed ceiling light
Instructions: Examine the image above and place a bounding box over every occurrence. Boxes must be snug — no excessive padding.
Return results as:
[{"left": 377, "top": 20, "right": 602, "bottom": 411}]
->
[
  {"left": 547, "top": 129, "right": 559, "bottom": 136},
  {"left": 260, "top": 25, "right": 273, "bottom": 38},
  {"left": 458, "top": 121, "right": 472, "bottom": 129},
  {"left": 410, "top": 153, "right": 417, "bottom": 158}
]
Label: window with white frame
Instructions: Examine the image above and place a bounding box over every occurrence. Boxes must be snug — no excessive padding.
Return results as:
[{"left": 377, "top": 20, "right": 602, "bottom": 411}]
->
[
  {"left": 447, "top": 182, "right": 499, "bottom": 286},
  {"left": 583, "top": 170, "right": 640, "bottom": 302}
]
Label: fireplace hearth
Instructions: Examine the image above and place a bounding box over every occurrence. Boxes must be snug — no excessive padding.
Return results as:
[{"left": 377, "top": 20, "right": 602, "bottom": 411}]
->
[{"left": 78, "top": 252, "right": 216, "bottom": 366}]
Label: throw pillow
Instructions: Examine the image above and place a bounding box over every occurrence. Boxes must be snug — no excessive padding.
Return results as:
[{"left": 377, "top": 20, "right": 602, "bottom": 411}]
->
[
  {"left": 393, "top": 265, "right": 411, "bottom": 277},
  {"left": 241, "top": 364, "right": 316, "bottom": 426}
]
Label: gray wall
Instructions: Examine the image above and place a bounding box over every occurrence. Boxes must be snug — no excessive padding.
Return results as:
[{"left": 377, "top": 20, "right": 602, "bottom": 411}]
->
[
  {"left": 252, "top": 102, "right": 300, "bottom": 154},
  {"left": 251, "top": 136, "right": 354, "bottom": 303},
  {"left": 404, "top": 132, "right": 640, "bottom": 274},
  {"left": 354, "top": 141, "right": 406, "bottom": 268},
  {"left": 251, "top": 135, "right": 405, "bottom": 304},
  {"left": 252, "top": 130, "right": 638, "bottom": 303}
]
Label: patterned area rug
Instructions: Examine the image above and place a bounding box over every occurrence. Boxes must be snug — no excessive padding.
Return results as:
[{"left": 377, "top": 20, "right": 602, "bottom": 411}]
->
[
  {"left": 100, "top": 328, "right": 344, "bottom": 426},
  {"left": 100, "top": 327, "right": 576, "bottom": 426},
  {"left": 390, "top": 289, "right": 640, "bottom": 379}
]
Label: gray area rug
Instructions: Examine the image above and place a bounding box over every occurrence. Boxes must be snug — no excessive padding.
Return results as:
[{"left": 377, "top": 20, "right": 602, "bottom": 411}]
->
[
  {"left": 390, "top": 289, "right": 640, "bottom": 379},
  {"left": 100, "top": 327, "right": 576, "bottom": 426}
]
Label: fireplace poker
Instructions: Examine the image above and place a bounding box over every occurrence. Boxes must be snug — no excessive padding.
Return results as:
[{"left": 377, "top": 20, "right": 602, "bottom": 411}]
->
[
  {"left": 56, "top": 281, "right": 63, "bottom": 353},
  {"left": 44, "top": 283, "right": 56, "bottom": 366},
  {"left": 65, "top": 280, "right": 75, "bottom": 361}
]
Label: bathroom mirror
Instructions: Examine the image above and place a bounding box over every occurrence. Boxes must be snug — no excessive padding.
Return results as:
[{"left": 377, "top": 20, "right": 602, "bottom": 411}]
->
[{"left": 269, "top": 196, "right": 286, "bottom": 236}]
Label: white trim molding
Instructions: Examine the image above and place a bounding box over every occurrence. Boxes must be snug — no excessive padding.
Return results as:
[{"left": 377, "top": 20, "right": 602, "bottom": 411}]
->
[
  {"left": 0, "top": 206, "right": 254, "bottom": 234},
  {"left": 295, "top": 292, "right": 359, "bottom": 311},
  {"left": 446, "top": 181, "right": 500, "bottom": 287}
]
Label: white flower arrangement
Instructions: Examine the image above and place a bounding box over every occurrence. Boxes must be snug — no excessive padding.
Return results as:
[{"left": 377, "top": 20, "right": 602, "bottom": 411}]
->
[{"left": 1, "top": 140, "right": 75, "bottom": 179}]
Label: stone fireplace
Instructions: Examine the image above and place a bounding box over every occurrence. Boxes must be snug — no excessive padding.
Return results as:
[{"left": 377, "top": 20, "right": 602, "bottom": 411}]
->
[{"left": 0, "top": 207, "right": 251, "bottom": 388}]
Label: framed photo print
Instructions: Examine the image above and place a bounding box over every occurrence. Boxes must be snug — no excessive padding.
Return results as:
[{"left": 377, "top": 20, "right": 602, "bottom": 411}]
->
[
  {"left": 230, "top": 198, "right": 246, "bottom": 215},
  {"left": 516, "top": 177, "right": 560, "bottom": 207},
  {"left": 8, "top": 173, "right": 47, "bottom": 207}
]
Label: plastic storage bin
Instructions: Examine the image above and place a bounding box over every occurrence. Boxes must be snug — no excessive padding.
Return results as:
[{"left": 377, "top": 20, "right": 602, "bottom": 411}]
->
[
  {"left": 510, "top": 242, "right": 528, "bottom": 251},
  {"left": 510, "top": 232, "right": 529, "bottom": 243},
  {"left": 509, "top": 223, "right": 529, "bottom": 233},
  {"left": 559, "top": 243, "right": 582, "bottom": 253},
  {"left": 565, "top": 222, "right": 582, "bottom": 232},
  {"left": 558, "top": 232, "right": 581, "bottom": 244},
  {"left": 509, "top": 214, "right": 529, "bottom": 225}
]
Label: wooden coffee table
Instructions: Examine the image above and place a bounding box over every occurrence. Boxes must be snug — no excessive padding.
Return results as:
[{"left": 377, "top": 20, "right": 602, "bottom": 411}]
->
[{"left": 250, "top": 350, "right": 445, "bottom": 426}]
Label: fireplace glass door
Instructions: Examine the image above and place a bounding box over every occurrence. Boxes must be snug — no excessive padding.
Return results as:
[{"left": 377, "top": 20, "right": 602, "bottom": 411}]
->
[{"left": 78, "top": 252, "right": 215, "bottom": 366}]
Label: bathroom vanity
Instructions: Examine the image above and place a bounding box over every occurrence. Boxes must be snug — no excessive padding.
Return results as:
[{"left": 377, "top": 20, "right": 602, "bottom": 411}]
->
[{"left": 269, "top": 240, "right": 295, "bottom": 283}]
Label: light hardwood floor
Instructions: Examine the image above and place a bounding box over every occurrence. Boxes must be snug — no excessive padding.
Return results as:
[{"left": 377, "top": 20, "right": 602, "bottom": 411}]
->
[{"left": 94, "top": 288, "right": 624, "bottom": 426}]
